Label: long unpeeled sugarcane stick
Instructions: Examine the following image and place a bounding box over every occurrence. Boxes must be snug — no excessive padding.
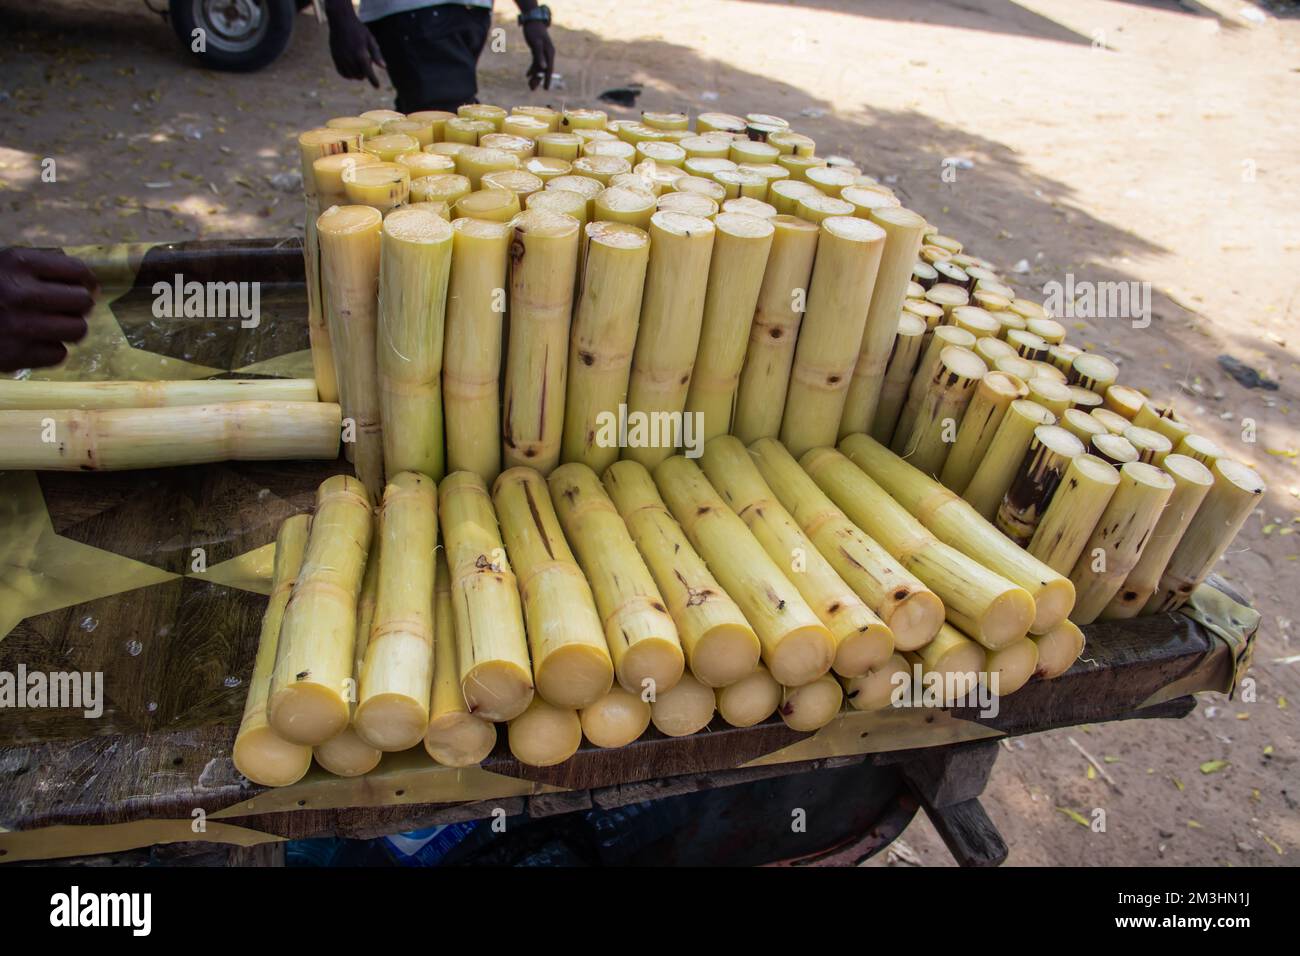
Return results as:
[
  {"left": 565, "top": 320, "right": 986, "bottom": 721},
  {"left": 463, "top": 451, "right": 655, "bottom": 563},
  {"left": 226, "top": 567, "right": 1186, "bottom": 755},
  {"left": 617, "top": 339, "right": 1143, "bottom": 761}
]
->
[
  {"left": 895, "top": 346, "right": 987, "bottom": 477},
  {"left": 603, "top": 461, "right": 760, "bottom": 687},
  {"left": 962, "top": 399, "right": 1056, "bottom": 520},
  {"left": 701, "top": 436, "right": 893, "bottom": 677},
  {"left": 842, "top": 653, "right": 911, "bottom": 712},
  {"left": 425, "top": 553, "right": 497, "bottom": 766},
  {"left": 439, "top": 471, "right": 534, "bottom": 721},
  {"left": 939, "top": 371, "right": 1027, "bottom": 493},
  {"left": 1102, "top": 454, "right": 1214, "bottom": 619},
  {"left": 1145, "top": 459, "right": 1265, "bottom": 613},
  {"left": 1032, "top": 619, "right": 1085, "bottom": 679},
  {"left": 508, "top": 696, "right": 582, "bottom": 766},
  {"left": 716, "top": 663, "right": 782, "bottom": 727},
  {"left": 377, "top": 207, "right": 452, "bottom": 480},
  {"left": 443, "top": 218, "right": 512, "bottom": 483},
  {"left": 549, "top": 463, "right": 685, "bottom": 694},
  {"left": 655, "top": 455, "right": 836, "bottom": 685},
  {"left": 840, "top": 206, "right": 928, "bottom": 438},
  {"left": 1068, "top": 462, "right": 1175, "bottom": 624},
  {"left": 802, "top": 447, "right": 1034, "bottom": 648},
  {"left": 995, "top": 425, "right": 1085, "bottom": 546},
  {"left": 560, "top": 222, "right": 650, "bottom": 472},
  {"left": 353, "top": 472, "right": 437, "bottom": 751},
  {"left": 318, "top": 205, "right": 384, "bottom": 498},
  {"left": 579, "top": 685, "right": 651, "bottom": 748},
  {"left": 983, "top": 637, "right": 1038, "bottom": 696},
  {"left": 0, "top": 401, "right": 340, "bottom": 471},
  {"left": 303, "top": 197, "right": 339, "bottom": 404},
  {"left": 623, "top": 212, "right": 716, "bottom": 468},
  {"left": 732, "top": 215, "right": 820, "bottom": 444},
  {"left": 839, "top": 433, "right": 1075, "bottom": 635},
  {"left": 779, "top": 216, "right": 886, "bottom": 458},
  {"left": 779, "top": 675, "right": 843, "bottom": 731},
  {"left": 892, "top": 325, "right": 976, "bottom": 451},
  {"left": 501, "top": 209, "right": 581, "bottom": 474},
  {"left": 684, "top": 213, "right": 776, "bottom": 443},
  {"left": 749, "top": 438, "right": 944, "bottom": 651},
  {"left": 649, "top": 670, "right": 716, "bottom": 737},
  {"left": 493, "top": 467, "right": 614, "bottom": 708},
  {"left": 268, "top": 475, "right": 373, "bottom": 746},
  {"left": 907, "top": 624, "right": 986, "bottom": 705},
  {"left": 233, "top": 514, "right": 313, "bottom": 788},
  {"left": 869, "top": 313, "right": 928, "bottom": 444},
  {"left": 0, "top": 377, "right": 320, "bottom": 410},
  {"left": 1026, "top": 454, "right": 1121, "bottom": 575}
]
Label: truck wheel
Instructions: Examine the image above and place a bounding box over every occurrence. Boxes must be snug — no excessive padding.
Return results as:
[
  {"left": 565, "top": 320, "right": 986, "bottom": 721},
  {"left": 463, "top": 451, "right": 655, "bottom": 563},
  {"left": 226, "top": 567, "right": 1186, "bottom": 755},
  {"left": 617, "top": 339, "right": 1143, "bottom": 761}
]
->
[{"left": 170, "top": 0, "right": 296, "bottom": 73}]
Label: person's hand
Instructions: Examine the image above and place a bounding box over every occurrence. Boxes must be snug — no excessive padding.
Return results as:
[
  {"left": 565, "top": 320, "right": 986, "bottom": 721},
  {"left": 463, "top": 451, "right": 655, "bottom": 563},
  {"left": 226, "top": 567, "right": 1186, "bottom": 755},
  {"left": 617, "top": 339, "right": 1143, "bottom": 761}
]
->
[
  {"left": 326, "top": 1, "right": 386, "bottom": 87},
  {"left": 522, "top": 20, "right": 555, "bottom": 90},
  {"left": 0, "top": 248, "right": 97, "bottom": 372}
]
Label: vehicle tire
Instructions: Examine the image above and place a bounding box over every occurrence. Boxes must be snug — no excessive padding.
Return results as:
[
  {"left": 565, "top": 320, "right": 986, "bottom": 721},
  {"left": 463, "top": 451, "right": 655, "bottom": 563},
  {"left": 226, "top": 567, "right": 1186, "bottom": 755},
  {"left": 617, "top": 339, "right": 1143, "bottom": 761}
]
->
[{"left": 170, "top": 0, "right": 297, "bottom": 72}]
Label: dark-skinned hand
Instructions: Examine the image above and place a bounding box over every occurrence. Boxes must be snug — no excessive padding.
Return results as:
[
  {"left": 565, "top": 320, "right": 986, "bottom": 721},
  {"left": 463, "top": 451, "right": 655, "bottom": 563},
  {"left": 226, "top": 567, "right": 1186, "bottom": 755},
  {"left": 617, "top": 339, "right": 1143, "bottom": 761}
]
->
[
  {"left": 522, "top": 20, "right": 555, "bottom": 90},
  {"left": 0, "top": 247, "right": 97, "bottom": 372},
  {"left": 327, "top": 1, "right": 386, "bottom": 87}
]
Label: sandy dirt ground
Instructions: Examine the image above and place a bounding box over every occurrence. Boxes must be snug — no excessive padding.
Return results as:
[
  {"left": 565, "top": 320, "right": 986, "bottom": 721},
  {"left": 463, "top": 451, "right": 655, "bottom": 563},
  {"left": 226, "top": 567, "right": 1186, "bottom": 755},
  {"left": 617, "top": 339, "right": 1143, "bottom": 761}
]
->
[{"left": 0, "top": 0, "right": 1296, "bottom": 866}]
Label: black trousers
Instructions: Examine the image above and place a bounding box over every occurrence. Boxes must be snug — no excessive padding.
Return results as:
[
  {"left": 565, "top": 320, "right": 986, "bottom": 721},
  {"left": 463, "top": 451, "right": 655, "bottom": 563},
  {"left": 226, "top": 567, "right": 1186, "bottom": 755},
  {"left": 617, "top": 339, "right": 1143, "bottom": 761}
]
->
[{"left": 367, "top": 5, "right": 492, "bottom": 114}]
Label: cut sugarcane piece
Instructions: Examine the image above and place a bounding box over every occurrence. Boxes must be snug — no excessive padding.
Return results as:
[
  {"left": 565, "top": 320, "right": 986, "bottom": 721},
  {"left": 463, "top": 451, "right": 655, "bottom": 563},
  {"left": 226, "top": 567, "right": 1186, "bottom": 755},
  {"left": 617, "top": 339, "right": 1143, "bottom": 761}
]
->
[
  {"left": 1069, "top": 352, "right": 1119, "bottom": 394},
  {"left": 508, "top": 697, "right": 582, "bottom": 766},
  {"left": 1105, "top": 385, "right": 1147, "bottom": 419},
  {"left": 779, "top": 675, "right": 843, "bottom": 731},
  {"left": 768, "top": 178, "right": 820, "bottom": 214},
  {"left": 527, "top": 185, "right": 589, "bottom": 228},
  {"left": 593, "top": 186, "right": 656, "bottom": 228},
  {"left": 649, "top": 671, "right": 716, "bottom": 737},
  {"left": 685, "top": 212, "right": 776, "bottom": 443},
  {"left": 443, "top": 217, "right": 512, "bottom": 483},
  {"left": 1133, "top": 402, "right": 1192, "bottom": 445},
  {"left": 299, "top": 128, "right": 361, "bottom": 194},
  {"left": 869, "top": 312, "right": 929, "bottom": 444},
  {"left": 841, "top": 185, "right": 900, "bottom": 220},
  {"left": 656, "top": 191, "right": 719, "bottom": 217},
  {"left": 408, "top": 109, "right": 456, "bottom": 140},
  {"left": 1061, "top": 408, "right": 1107, "bottom": 445},
  {"left": 1068, "top": 462, "right": 1176, "bottom": 624},
  {"left": 385, "top": 119, "right": 435, "bottom": 146},
  {"left": 439, "top": 471, "right": 534, "bottom": 721},
  {"left": 1091, "top": 431, "right": 1139, "bottom": 467},
  {"left": 233, "top": 514, "right": 313, "bottom": 788},
  {"left": 716, "top": 664, "right": 782, "bottom": 727},
  {"left": 573, "top": 154, "right": 632, "bottom": 184},
  {"left": 445, "top": 117, "right": 494, "bottom": 145},
  {"left": 482, "top": 133, "right": 537, "bottom": 161},
  {"left": 579, "top": 685, "right": 651, "bottom": 748},
  {"left": 1007, "top": 329, "right": 1048, "bottom": 363},
  {"left": 1091, "top": 407, "right": 1134, "bottom": 436},
  {"left": 342, "top": 161, "right": 410, "bottom": 213},
  {"left": 1145, "top": 459, "right": 1265, "bottom": 613},
  {"left": 623, "top": 211, "right": 716, "bottom": 468},
  {"left": 794, "top": 192, "right": 854, "bottom": 222},
  {"left": 907, "top": 624, "right": 986, "bottom": 705},
  {"left": 361, "top": 109, "right": 405, "bottom": 123},
  {"left": 892, "top": 326, "right": 976, "bottom": 452},
  {"left": 314, "top": 152, "right": 380, "bottom": 208},
  {"left": 355, "top": 471, "right": 438, "bottom": 751},
  {"left": 995, "top": 425, "right": 1085, "bottom": 546},
  {"left": 302, "top": 196, "right": 339, "bottom": 405},
  {"left": 983, "top": 637, "right": 1038, "bottom": 696},
  {"left": 696, "top": 111, "right": 746, "bottom": 134},
  {"left": 939, "top": 370, "right": 1028, "bottom": 493},
  {"left": 268, "top": 475, "right": 373, "bottom": 746},
  {"left": 1027, "top": 454, "right": 1121, "bottom": 576},
  {"left": 538, "top": 132, "right": 583, "bottom": 160},
  {"left": 841, "top": 652, "right": 910, "bottom": 712},
  {"left": 424, "top": 553, "right": 497, "bottom": 766},
  {"left": 994, "top": 354, "right": 1036, "bottom": 382},
  {"left": 732, "top": 215, "right": 820, "bottom": 444},
  {"left": 722, "top": 196, "right": 777, "bottom": 219},
  {"left": 962, "top": 399, "right": 1056, "bottom": 520},
  {"left": 459, "top": 103, "right": 506, "bottom": 129},
  {"left": 525, "top": 156, "right": 573, "bottom": 182},
  {"left": 453, "top": 188, "right": 521, "bottom": 223},
  {"left": 895, "top": 346, "right": 987, "bottom": 478},
  {"left": 326, "top": 116, "right": 382, "bottom": 139},
  {"left": 840, "top": 433, "right": 1075, "bottom": 634},
  {"left": 1068, "top": 386, "right": 1103, "bottom": 411},
  {"left": 604, "top": 461, "right": 760, "bottom": 687},
  {"left": 1026, "top": 317, "right": 1065, "bottom": 345},
  {"left": 396, "top": 151, "right": 455, "bottom": 179},
  {"left": 482, "top": 169, "right": 544, "bottom": 200},
  {"left": 1047, "top": 343, "right": 1082, "bottom": 373},
  {"left": 510, "top": 105, "right": 559, "bottom": 132},
  {"left": 655, "top": 455, "right": 836, "bottom": 685},
  {"left": 1032, "top": 619, "right": 1085, "bottom": 679},
  {"left": 493, "top": 467, "right": 614, "bottom": 708},
  {"left": 949, "top": 305, "right": 1000, "bottom": 339},
  {"left": 360, "top": 133, "right": 420, "bottom": 162},
  {"left": 912, "top": 260, "right": 939, "bottom": 290},
  {"left": 1124, "top": 425, "right": 1173, "bottom": 465},
  {"left": 410, "top": 173, "right": 471, "bottom": 205},
  {"left": 924, "top": 283, "right": 969, "bottom": 321},
  {"left": 549, "top": 463, "right": 685, "bottom": 695},
  {"left": 1026, "top": 377, "right": 1072, "bottom": 418},
  {"left": 802, "top": 446, "right": 1034, "bottom": 648},
  {"left": 1174, "top": 433, "right": 1226, "bottom": 468}
]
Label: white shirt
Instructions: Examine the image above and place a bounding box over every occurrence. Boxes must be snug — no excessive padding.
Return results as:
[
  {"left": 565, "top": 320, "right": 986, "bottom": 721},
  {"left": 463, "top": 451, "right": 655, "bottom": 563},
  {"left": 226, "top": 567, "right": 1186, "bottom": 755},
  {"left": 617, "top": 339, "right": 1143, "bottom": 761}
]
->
[{"left": 358, "top": 0, "right": 493, "bottom": 24}]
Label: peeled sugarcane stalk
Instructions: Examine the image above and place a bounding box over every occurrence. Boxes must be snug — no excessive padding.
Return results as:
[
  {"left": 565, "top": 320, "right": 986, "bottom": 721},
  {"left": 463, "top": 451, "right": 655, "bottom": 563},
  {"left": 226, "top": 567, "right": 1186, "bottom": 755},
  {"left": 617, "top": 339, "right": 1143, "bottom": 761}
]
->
[
  {"left": 924, "top": 283, "right": 969, "bottom": 323},
  {"left": 342, "top": 162, "right": 410, "bottom": 214},
  {"left": 268, "top": 475, "right": 373, "bottom": 746},
  {"left": 962, "top": 399, "right": 1056, "bottom": 520},
  {"left": 1032, "top": 619, "right": 1085, "bottom": 679},
  {"left": 233, "top": 514, "right": 313, "bottom": 788},
  {"left": 1175, "top": 433, "right": 1226, "bottom": 468},
  {"left": 841, "top": 433, "right": 1075, "bottom": 635},
  {"left": 1124, "top": 425, "right": 1173, "bottom": 465},
  {"left": 906, "top": 624, "right": 986, "bottom": 705},
  {"left": 1069, "top": 352, "right": 1119, "bottom": 394},
  {"left": 1101, "top": 454, "right": 1214, "bottom": 619},
  {"left": 975, "top": 336, "right": 1016, "bottom": 368},
  {"left": 424, "top": 552, "right": 497, "bottom": 766},
  {"left": 1091, "top": 432, "right": 1139, "bottom": 467},
  {"left": 1026, "top": 454, "right": 1121, "bottom": 575},
  {"left": 895, "top": 346, "right": 987, "bottom": 477},
  {"left": 779, "top": 216, "right": 886, "bottom": 458},
  {"left": 493, "top": 467, "right": 614, "bottom": 708},
  {"left": 803, "top": 446, "right": 1034, "bottom": 648},
  {"left": 376, "top": 207, "right": 452, "bottom": 480},
  {"left": 1068, "top": 462, "right": 1176, "bottom": 624},
  {"left": 1027, "top": 377, "right": 1072, "bottom": 418},
  {"left": 501, "top": 209, "right": 580, "bottom": 474},
  {"left": 649, "top": 671, "right": 716, "bottom": 737},
  {"left": 303, "top": 197, "right": 339, "bottom": 405},
  {"left": 1092, "top": 408, "right": 1132, "bottom": 436},
  {"left": 411, "top": 173, "right": 470, "bottom": 206},
  {"left": 779, "top": 675, "right": 843, "bottom": 731},
  {"left": 318, "top": 204, "right": 384, "bottom": 497},
  {"left": 841, "top": 653, "right": 911, "bottom": 712},
  {"left": 443, "top": 218, "right": 512, "bottom": 483},
  {"left": 508, "top": 696, "right": 582, "bottom": 766},
  {"left": 314, "top": 153, "right": 380, "bottom": 207},
  {"left": 892, "top": 325, "right": 976, "bottom": 452},
  {"left": 439, "top": 471, "right": 534, "bottom": 721},
  {"left": 938, "top": 370, "right": 1027, "bottom": 493},
  {"left": 561, "top": 222, "right": 650, "bottom": 472},
  {"left": 983, "top": 637, "right": 1038, "bottom": 696},
  {"left": 1104, "top": 385, "right": 1146, "bottom": 420},
  {"left": 623, "top": 212, "right": 716, "bottom": 468},
  {"left": 549, "top": 463, "right": 685, "bottom": 694},
  {"left": 716, "top": 664, "right": 782, "bottom": 727},
  {"left": 949, "top": 305, "right": 1000, "bottom": 340},
  {"left": 579, "top": 685, "right": 651, "bottom": 748},
  {"left": 1133, "top": 402, "right": 1191, "bottom": 445},
  {"left": 0, "top": 401, "right": 340, "bottom": 471},
  {"left": 1145, "top": 459, "right": 1265, "bottom": 613},
  {"left": 701, "top": 436, "right": 893, "bottom": 677},
  {"left": 353, "top": 472, "right": 438, "bottom": 751},
  {"left": 1061, "top": 408, "right": 1106, "bottom": 445},
  {"left": 869, "top": 312, "right": 928, "bottom": 444},
  {"left": 995, "top": 425, "right": 1085, "bottom": 546},
  {"left": 593, "top": 186, "right": 656, "bottom": 228},
  {"left": 655, "top": 455, "right": 836, "bottom": 685},
  {"left": 1007, "top": 329, "right": 1048, "bottom": 363},
  {"left": 299, "top": 128, "right": 361, "bottom": 191},
  {"left": 684, "top": 213, "right": 776, "bottom": 443},
  {"left": 749, "top": 438, "right": 944, "bottom": 650},
  {"left": 604, "top": 461, "right": 760, "bottom": 687},
  {"left": 732, "top": 215, "right": 820, "bottom": 444},
  {"left": 0, "top": 378, "right": 320, "bottom": 410},
  {"left": 454, "top": 188, "right": 521, "bottom": 223}
]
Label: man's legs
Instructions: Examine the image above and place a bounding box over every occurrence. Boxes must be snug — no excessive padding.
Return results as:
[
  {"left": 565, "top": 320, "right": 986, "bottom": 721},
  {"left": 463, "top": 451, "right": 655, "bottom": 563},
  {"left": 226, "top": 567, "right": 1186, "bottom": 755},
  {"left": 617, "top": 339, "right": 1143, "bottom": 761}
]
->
[{"left": 367, "top": 5, "right": 492, "bottom": 113}]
